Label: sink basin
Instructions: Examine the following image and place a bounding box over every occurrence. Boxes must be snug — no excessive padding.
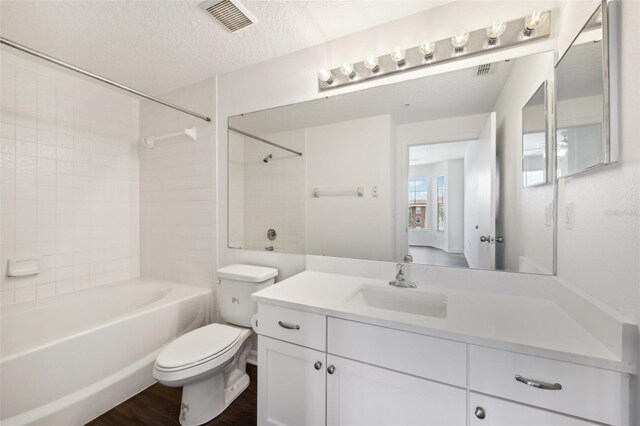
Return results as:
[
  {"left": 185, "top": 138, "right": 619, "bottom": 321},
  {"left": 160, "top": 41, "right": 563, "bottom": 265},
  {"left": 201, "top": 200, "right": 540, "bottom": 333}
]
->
[{"left": 346, "top": 285, "right": 447, "bottom": 318}]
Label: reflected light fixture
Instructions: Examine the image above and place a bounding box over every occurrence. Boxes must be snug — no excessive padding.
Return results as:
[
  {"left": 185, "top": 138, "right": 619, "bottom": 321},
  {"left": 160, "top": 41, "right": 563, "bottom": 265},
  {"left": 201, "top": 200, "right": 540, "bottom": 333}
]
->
[
  {"left": 451, "top": 31, "right": 469, "bottom": 52},
  {"left": 340, "top": 63, "right": 356, "bottom": 79},
  {"left": 418, "top": 41, "right": 435, "bottom": 60},
  {"left": 317, "top": 69, "right": 334, "bottom": 84},
  {"left": 390, "top": 46, "right": 406, "bottom": 67},
  {"left": 486, "top": 21, "right": 506, "bottom": 45},
  {"left": 524, "top": 11, "right": 548, "bottom": 36},
  {"left": 364, "top": 55, "right": 380, "bottom": 73}
]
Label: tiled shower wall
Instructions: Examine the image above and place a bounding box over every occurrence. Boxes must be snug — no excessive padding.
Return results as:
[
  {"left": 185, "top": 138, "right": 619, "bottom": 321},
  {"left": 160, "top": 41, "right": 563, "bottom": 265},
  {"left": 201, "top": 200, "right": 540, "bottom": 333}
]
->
[
  {"left": 139, "top": 79, "right": 216, "bottom": 305},
  {"left": 0, "top": 51, "right": 140, "bottom": 306}
]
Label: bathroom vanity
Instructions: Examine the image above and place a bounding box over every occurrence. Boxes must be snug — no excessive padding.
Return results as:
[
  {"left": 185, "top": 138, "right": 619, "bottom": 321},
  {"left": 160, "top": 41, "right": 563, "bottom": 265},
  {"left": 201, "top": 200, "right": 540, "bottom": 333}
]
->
[{"left": 252, "top": 270, "right": 635, "bottom": 426}]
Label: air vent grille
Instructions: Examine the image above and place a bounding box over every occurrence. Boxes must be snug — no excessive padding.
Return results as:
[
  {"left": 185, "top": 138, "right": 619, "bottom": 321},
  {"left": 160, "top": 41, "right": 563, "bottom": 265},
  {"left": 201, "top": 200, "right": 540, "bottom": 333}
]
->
[
  {"left": 476, "top": 63, "right": 492, "bottom": 76},
  {"left": 200, "top": 0, "right": 256, "bottom": 33}
]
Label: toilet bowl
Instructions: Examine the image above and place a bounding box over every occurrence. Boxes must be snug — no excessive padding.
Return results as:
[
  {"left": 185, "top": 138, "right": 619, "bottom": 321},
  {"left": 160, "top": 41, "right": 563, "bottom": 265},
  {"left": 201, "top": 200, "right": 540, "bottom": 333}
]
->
[{"left": 153, "top": 264, "right": 278, "bottom": 426}]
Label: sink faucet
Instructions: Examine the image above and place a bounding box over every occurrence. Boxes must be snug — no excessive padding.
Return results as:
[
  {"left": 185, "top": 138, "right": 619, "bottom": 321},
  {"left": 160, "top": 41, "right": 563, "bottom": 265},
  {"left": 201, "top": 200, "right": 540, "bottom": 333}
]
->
[{"left": 389, "top": 256, "right": 416, "bottom": 288}]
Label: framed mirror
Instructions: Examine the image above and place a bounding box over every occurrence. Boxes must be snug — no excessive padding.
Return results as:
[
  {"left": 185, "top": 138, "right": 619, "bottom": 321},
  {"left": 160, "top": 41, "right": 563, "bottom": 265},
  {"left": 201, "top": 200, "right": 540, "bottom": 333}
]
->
[
  {"left": 228, "top": 50, "right": 556, "bottom": 275},
  {"left": 522, "top": 81, "right": 549, "bottom": 187},
  {"left": 555, "top": 1, "right": 619, "bottom": 178}
]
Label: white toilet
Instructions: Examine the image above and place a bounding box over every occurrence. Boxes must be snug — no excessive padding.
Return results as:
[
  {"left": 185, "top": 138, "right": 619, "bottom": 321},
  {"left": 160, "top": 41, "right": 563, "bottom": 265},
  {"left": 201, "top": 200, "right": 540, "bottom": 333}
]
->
[{"left": 153, "top": 264, "right": 278, "bottom": 426}]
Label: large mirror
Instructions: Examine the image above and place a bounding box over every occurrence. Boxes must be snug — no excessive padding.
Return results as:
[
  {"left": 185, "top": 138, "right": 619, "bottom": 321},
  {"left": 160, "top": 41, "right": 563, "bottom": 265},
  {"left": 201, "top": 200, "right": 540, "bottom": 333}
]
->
[
  {"left": 556, "top": 3, "right": 618, "bottom": 177},
  {"left": 229, "top": 50, "right": 556, "bottom": 275}
]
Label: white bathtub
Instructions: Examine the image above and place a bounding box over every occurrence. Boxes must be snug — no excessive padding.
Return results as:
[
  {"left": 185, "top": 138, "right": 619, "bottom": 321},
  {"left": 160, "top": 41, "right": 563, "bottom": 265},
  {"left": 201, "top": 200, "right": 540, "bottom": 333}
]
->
[{"left": 0, "top": 278, "right": 212, "bottom": 425}]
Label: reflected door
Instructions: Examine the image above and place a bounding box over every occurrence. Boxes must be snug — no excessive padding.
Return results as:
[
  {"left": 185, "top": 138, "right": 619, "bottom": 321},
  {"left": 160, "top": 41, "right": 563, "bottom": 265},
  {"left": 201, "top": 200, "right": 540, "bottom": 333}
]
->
[{"left": 476, "top": 112, "right": 497, "bottom": 270}]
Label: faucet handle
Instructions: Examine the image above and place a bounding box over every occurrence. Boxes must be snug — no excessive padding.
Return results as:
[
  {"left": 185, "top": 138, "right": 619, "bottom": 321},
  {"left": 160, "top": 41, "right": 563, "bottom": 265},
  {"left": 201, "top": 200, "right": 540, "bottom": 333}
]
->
[{"left": 403, "top": 254, "right": 413, "bottom": 263}]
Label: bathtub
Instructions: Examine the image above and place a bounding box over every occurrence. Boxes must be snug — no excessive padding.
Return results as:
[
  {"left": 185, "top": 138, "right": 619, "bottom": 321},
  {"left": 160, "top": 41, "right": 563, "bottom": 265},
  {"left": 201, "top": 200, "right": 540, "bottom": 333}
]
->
[{"left": 0, "top": 278, "right": 212, "bottom": 425}]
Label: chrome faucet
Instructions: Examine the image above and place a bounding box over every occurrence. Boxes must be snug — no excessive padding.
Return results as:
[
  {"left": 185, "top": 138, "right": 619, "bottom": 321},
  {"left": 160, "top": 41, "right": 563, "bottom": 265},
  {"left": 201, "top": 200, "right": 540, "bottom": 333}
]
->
[{"left": 389, "top": 255, "right": 416, "bottom": 288}]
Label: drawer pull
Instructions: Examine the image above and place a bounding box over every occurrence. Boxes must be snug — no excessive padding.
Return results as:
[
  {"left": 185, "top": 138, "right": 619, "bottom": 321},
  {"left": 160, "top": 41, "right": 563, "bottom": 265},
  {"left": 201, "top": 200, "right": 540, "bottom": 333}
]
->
[
  {"left": 278, "top": 321, "right": 301, "bottom": 330},
  {"left": 314, "top": 361, "right": 323, "bottom": 370},
  {"left": 515, "top": 375, "right": 562, "bottom": 390},
  {"left": 474, "top": 406, "right": 486, "bottom": 420}
]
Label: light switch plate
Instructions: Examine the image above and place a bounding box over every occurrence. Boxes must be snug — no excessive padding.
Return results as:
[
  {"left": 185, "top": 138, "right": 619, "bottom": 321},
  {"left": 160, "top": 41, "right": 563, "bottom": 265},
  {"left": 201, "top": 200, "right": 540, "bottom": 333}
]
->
[{"left": 564, "top": 202, "right": 575, "bottom": 230}]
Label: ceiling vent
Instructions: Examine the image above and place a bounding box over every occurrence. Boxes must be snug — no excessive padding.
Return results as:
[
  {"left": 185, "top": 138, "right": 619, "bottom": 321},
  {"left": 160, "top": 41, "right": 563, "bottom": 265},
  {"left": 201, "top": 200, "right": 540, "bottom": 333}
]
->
[
  {"left": 476, "top": 63, "right": 492, "bottom": 76},
  {"left": 198, "top": 0, "right": 258, "bottom": 33}
]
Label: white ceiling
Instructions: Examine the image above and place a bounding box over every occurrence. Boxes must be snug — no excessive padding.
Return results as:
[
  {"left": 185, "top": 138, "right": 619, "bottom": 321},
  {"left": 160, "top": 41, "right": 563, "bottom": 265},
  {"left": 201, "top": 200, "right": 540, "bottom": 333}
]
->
[
  {"left": 0, "top": 0, "right": 451, "bottom": 94},
  {"left": 230, "top": 57, "right": 516, "bottom": 134}
]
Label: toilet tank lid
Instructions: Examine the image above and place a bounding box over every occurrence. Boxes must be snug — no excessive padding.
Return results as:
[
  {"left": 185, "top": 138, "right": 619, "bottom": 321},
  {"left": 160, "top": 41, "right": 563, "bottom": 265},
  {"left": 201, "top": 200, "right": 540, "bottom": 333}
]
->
[{"left": 217, "top": 264, "right": 278, "bottom": 283}]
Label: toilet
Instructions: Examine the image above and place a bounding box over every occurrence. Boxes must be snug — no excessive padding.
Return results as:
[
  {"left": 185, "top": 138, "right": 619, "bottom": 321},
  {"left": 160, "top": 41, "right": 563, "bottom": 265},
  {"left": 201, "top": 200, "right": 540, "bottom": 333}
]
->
[{"left": 153, "top": 264, "right": 278, "bottom": 426}]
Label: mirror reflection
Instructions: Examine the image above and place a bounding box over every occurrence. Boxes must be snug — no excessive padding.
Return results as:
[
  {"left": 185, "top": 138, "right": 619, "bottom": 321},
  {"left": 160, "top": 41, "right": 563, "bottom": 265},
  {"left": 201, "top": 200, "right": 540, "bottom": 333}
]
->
[
  {"left": 556, "top": 5, "right": 605, "bottom": 177},
  {"left": 522, "top": 82, "right": 548, "bottom": 187},
  {"left": 229, "top": 51, "right": 556, "bottom": 275}
]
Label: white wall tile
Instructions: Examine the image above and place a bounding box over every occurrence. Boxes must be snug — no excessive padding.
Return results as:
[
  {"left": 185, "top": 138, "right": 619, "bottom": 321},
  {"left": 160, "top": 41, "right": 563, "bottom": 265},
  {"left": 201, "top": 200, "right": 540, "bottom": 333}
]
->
[
  {"left": 139, "top": 78, "right": 216, "bottom": 302},
  {"left": 0, "top": 52, "right": 140, "bottom": 305}
]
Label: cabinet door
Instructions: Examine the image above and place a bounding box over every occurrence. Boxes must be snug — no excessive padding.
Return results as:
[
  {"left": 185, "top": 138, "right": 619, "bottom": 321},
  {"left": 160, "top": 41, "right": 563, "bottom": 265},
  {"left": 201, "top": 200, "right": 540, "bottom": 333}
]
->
[
  {"left": 326, "top": 354, "right": 466, "bottom": 426},
  {"left": 258, "top": 336, "right": 326, "bottom": 426},
  {"left": 470, "top": 393, "right": 600, "bottom": 426}
]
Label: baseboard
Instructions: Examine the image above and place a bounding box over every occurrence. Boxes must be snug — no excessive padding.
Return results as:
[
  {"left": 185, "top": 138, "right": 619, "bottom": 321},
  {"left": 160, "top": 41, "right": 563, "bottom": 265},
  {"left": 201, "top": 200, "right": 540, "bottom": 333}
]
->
[{"left": 247, "top": 349, "right": 258, "bottom": 366}]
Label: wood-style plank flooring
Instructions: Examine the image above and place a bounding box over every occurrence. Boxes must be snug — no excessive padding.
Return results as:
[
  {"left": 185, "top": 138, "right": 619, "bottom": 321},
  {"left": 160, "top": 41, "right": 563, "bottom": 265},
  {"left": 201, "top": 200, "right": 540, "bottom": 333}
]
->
[{"left": 88, "top": 365, "right": 257, "bottom": 426}]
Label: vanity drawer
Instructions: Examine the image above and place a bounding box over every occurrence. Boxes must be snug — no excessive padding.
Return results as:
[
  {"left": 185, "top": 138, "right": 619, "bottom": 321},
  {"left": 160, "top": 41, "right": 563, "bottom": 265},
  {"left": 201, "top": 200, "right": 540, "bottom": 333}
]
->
[
  {"left": 257, "top": 304, "right": 326, "bottom": 351},
  {"left": 328, "top": 317, "right": 467, "bottom": 387},
  {"left": 469, "top": 345, "right": 627, "bottom": 425}
]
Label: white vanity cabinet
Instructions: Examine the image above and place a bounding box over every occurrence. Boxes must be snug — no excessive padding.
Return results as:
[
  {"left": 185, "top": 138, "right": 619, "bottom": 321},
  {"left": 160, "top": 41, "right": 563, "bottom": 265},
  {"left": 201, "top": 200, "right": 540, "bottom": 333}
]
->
[
  {"left": 256, "top": 303, "right": 630, "bottom": 426},
  {"left": 469, "top": 393, "right": 600, "bottom": 426},
  {"left": 326, "top": 354, "right": 467, "bottom": 426},
  {"left": 258, "top": 336, "right": 326, "bottom": 426}
]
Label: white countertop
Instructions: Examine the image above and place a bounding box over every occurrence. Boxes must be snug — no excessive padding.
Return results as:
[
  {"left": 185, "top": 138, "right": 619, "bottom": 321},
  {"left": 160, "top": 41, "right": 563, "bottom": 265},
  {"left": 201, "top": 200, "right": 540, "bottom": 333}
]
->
[{"left": 252, "top": 271, "right": 630, "bottom": 373}]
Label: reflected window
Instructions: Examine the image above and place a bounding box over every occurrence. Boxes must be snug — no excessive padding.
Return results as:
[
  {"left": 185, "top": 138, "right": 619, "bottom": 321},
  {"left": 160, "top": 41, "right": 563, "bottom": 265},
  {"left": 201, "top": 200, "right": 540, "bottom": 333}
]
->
[
  {"left": 409, "top": 177, "right": 427, "bottom": 229},
  {"left": 437, "top": 176, "right": 445, "bottom": 231}
]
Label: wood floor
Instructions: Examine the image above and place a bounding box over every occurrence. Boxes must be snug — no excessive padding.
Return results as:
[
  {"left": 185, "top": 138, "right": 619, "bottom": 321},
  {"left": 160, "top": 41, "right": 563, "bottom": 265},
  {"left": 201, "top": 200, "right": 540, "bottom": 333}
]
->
[{"left": 88, "top": 364, "right": 257, "bottom": 426}]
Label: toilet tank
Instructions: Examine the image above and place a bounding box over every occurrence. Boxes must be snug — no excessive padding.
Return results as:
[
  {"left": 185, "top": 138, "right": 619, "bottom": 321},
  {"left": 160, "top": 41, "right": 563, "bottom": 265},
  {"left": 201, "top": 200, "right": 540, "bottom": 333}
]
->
[{"left": 217, "top": 264, "right": 278, "bottom": 327}]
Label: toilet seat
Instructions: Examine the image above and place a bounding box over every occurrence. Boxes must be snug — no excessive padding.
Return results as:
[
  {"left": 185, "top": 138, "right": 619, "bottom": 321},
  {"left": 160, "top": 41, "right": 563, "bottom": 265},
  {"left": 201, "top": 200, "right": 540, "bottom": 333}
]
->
[{"left": 156, "top": 324, "right": 242, "bottom": 372}]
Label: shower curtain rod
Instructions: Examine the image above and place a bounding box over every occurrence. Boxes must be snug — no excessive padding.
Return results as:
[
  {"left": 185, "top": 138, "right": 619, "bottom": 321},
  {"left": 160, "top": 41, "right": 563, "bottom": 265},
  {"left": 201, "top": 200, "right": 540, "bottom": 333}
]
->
[
  {"left": 0, "top": 37, "right": 212, "bottom": 123},
  {"left": 228, "top": 126, "right": 303, "bottom": 157}
]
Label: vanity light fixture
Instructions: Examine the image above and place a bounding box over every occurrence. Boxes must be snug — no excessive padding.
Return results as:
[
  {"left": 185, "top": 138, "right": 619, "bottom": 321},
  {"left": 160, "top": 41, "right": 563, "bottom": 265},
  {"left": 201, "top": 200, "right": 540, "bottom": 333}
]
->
[
  {"left": 390, "top": 46, "right": 406, "bottom": 67},
  {"left": 418, "top": 41, "right": 435, "bottom": 60},
  {"left": 364, "top": 55, "right": 380, "bottom": 73},
  {"left": 339, "top": 63, "right": 356, "bottom": 79},
  {"left": 451, "top": 31, "right": 469, "bottom": 52},
  {"left": 317, "top": 10, "right": 551, "bottom": 91},
  {"left": 523, "top": 11, "right": 548, "bottom": 36},
  {"left": 486, "top": 20, "right": 507, "bottom": 45},
  {"left": 317, "top": 69, "right": 334, "bottom": 84}
]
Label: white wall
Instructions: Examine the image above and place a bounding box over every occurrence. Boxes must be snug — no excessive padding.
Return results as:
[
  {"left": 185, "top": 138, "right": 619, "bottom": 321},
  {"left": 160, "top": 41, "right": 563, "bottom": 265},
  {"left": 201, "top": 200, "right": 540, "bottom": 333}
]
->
[
  {"left": 493, "top": 51, "right": 555, "bottom": 274},
  {"left": 306, "top": 115, "right": 395, "bottom": 261},
  {"left": 0, "top": 51, "right": 140, "bottom": 306},
  {"left": 139, "top": 78, "right": 216, "bottom": 299}
]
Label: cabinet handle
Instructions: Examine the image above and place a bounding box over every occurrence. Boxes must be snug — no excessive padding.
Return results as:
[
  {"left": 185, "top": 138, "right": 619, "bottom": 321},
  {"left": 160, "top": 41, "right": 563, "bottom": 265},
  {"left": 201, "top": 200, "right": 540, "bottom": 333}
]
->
[
  {"left": 327, "top": 365, "right": 336, "bottom": 374},
  {"left": 278, "top": 321, "right": 300, "bottom": 330},
  {"left": 474, "top": 406, "right": 486, "bottom": 420},
  {"left": 515, "top": 375, "right": 562, "bottom": 390},
  {"left": 314, "top": 361, "right": 322, "bottom": 370}
]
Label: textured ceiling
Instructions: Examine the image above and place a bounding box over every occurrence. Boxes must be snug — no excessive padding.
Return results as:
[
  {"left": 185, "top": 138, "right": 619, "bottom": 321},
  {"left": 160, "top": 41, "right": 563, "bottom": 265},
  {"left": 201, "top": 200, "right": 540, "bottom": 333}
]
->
[{"left": 0, "top": 0, "right": 451, "bottom": 94}]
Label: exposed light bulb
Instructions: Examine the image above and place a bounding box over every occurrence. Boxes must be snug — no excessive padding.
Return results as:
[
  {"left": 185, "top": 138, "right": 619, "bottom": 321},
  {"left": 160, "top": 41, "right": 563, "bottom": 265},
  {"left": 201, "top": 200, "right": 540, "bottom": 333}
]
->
[
  {"left": 364, "top": 55, "right": 380, "bottom": 73},
  {"left": 524, "top": 11, "right": 548, "bottom": 36},
  {"left": 340, "top": 63, "right": 356, "bottom": 79},
  {"left": 451, "top": 31, "right": 469, "bottom": 52},
  {"left": 486, "top": 21, "right": 507, "bottom": 44},
  {"left": 390, "top": 46, "right": 406, "bottom": 67},
  {"left": 317, "top": 69, "right": 334, "bottom": 84},
  {"left": 418, "top": 41, "right": 435, "bottom": 60}
]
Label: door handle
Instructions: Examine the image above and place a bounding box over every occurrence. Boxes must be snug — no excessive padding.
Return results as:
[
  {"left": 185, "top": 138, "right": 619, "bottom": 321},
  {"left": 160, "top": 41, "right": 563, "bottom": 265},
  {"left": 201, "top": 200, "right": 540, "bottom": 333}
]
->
[
  {"left": 480, "top": 235, "right": 491, "bottom": 243},
  {"left": 495, "top": 236, "right": 504, "bottom": 243}
]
